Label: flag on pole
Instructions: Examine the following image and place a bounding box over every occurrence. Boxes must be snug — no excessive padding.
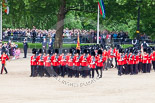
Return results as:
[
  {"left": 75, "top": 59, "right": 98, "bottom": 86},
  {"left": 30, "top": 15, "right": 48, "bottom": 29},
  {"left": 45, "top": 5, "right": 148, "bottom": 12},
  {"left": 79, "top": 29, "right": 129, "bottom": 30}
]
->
[
  {"left": 76, "top": 33, "right": 80, "bottom": 50},
  {"left": 2, "top": 0, "right": 9, "bottom": 15},
  {"left": 98, "top": 0, "right": 105, "bottom": 19}
]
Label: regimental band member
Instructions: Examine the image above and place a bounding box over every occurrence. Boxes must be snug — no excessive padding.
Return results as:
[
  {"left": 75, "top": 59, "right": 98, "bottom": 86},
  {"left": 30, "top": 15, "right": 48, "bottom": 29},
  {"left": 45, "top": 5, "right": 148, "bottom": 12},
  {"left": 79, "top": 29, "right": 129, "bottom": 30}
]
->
[
  {"left": 51, "top": 49, "right": 59, "bottom": 77},
  {"left": 142, "top": 48, "right": 148, "bottom": 73},
  {"left": 89, "top": 51, "right": 96, "bottom": 78},
  {"left": 59, "top": 49, "right": 67, "bottom": 77},
  {"left": 117, "top": 49, "right": 123, "bottom": 76},
  {"left": 44, "top": 49, "right": 52, "bottom": 77},
  {"left": 128, "top": 48, "right": 135, "bottom": 75},
  {"left": 1, "top": 50, "right": 9, "bottom": 74},
  {"left": 96, "top": 49, "right": 105, "bottom": 78},
  {"left": 36, "top": 49, "right": 44, "bottom": 77},
  {"left": 107, "top": 47, "right": 114, "bottom": 69},
  {"left": 67, "top": 49, "right": 74, "bottom": 78},
  {"left": 73, "top": 50, "right": 80, "bottom": 78},
  {"left": 147, "top": 48, "right": 152, "bottom": 73},
  {"left": 133, "top": 50, "right": 139, "bottom": 74},
  {"left": 30, "top": 49, "right": 37, "bottom": 77},
  {"left": 80, "top": 49, "right": 88, "bottom": 78}
]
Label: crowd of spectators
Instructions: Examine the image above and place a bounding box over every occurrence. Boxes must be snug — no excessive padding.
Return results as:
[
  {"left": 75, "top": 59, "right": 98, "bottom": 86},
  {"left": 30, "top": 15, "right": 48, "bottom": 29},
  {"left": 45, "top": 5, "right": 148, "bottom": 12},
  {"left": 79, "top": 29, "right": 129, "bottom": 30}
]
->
[
  {"left": 0, "top": 40, "right": 21, "bottom": 60},
  {"left": 2, "top": 27, "right": 150, "bottom": 44}
]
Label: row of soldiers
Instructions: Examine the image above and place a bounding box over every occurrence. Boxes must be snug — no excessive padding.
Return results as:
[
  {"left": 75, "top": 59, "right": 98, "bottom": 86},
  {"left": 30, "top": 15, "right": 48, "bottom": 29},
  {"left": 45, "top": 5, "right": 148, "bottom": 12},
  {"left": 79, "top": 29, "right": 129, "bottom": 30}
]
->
[{"left": 30, "top": 44, "right": 155, "bottom": 77}]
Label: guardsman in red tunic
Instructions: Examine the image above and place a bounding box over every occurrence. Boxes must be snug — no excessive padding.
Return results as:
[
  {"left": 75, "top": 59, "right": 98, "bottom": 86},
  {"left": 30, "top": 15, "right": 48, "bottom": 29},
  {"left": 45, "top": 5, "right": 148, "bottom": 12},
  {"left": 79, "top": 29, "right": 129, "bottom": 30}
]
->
[
  {"left": 133, "top": 51, "right": 139, "bottom": 74},
  {"left": 51, "top": 49, "right": 59, "bottom": 77},
  {"left": 96, "top": 49, "right": 105, "bottom": 78},
  {"left": 73, "top": 50, "right": 80, "bottom": 77},
  {"left": 117, "top": 49, "right": 123, "bottom": 76},
  {"left": 128, "top": 49, "right": 135, "bottom": 75},
  {"left": 36, "top": 49, "right": 44, "bottom": 77},
  {"left": 80, "top": 49, "right": 88, "bottom": 78},
  {"left": 102, "top": 49, "right": 108, "bottom": 70},
  {"left": 142, "top": 48, "right": 148, "bottom": 73},
  {"left": 89, "top": 51, "right": 96, "bottom": 78},
  {"left": 86, "top": 50, "right": 91, "bottom": 77},
  {"left": 67, "top": 49, "right": 74, "bottom": 77},
  {"left": 30, "top": 49, "right": 37, "bottom": 77},
  {"left": 147, "top": 48, "right": 152, "bottom": 73},
  {"left": 123, "top": 51, "right": 128, "bottom": 74},
  {"left": 43, "top": 50, "right": 52, "bottom": 77},
  {"left": 107, "top": 47, "right": 114, "bottom": 68},
  {"left": 139, "top": 52, "right": 143, "bottom": 72},
  {"left": 1, "top": 51, "right": 9, "bottom": 74},
  {"left": 152, "top": 47, "right": 155, "bottom": 71},
  {"left": 59, "top": 49, "right": 67, "bottom": 77}
]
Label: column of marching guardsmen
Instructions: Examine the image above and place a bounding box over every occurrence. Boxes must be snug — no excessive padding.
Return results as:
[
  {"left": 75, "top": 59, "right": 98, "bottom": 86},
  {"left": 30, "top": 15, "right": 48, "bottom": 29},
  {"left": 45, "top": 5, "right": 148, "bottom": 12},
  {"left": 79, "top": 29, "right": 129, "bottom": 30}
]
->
[{"left": 30, "top": 45, "right": 155, "bottom": 77}]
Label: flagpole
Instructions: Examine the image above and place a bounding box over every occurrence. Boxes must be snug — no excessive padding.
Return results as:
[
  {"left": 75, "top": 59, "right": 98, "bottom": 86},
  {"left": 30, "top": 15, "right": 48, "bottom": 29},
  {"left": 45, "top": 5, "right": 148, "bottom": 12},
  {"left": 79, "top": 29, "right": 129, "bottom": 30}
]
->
[
  {"left": 97, "top": 4, "right": 99, "bottom": 44},
  {"left": 0, "top": 2, "right": 2, "bottom": 40}
]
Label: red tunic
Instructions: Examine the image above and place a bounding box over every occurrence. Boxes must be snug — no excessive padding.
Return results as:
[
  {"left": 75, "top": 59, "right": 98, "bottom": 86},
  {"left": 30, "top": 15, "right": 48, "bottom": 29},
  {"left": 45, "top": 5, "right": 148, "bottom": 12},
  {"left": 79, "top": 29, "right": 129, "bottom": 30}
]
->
[
  {"left": 123, "top": 54, "right": 127, "bottom": 65},
  {"left": 113, "top": 48, "right": 117, "bottom": 57},
  {"left": 51, "top": 55, "right": 60, "bottom": 66},
  {"left": 44, "top": 56, "right": 51, "bottom": 67},
  {"left": 30, "top": 55, "right": 37, "bottom": 65},
  {"left": 73, "top": 55, "right": 80, "bottom": 66},
  {"left": 1, "top": 54, "right": 9, "bottom": 64},
  {"left": 142, "top": 54, "right": 148, "bottom": 64},
  {"left": 152, "top": 51, "right": 155, "bottom": 61},
  {"left": 37, "top": 55, "right": 44, "bottom": 66},
  {"left": 59, "top": 55, "right": 66, "bottom": 66},
  {"left": 108, "top": 49, "right": 114, "bottom": 59},
  {"left": 102, "top": 51, "right": 108, "bottom": 60},
  {"left": 134, "top": 55, "right": 139, "bottom": 64},
  {"left": 148, "top": 54, "right": 153, "bottom": 64},
  {"left": 96, "top": 55, "right": 105, "bottom": 67},
  {"left": 67, "top": 55, "right": 73, "bottom": 66},
  {"left": 128, "top": 54, "right": 135, "bottom": 65},
  {"left": 117, "top": 53, "right": 123, "bottom": 65},
  {"left": 80, "top": 55, "right": 88, "bottom": 66},
  {"left": 89, "top": 56, "right": 96, "bottom": 69}
]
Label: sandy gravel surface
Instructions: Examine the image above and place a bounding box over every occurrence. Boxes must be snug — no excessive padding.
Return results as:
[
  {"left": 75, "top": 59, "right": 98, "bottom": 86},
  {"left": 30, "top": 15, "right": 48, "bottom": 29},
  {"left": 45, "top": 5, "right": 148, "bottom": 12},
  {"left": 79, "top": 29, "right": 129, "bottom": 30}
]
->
[{"left": 0, "top": 53, "right": 155, "bottom": 103}]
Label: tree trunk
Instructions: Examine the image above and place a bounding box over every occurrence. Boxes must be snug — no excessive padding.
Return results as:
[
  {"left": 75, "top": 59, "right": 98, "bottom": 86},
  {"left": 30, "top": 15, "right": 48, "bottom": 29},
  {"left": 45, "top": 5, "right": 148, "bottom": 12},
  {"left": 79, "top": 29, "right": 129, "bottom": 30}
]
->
[{"left": 54, "top": 0, "right": 66, "bottom": 49}]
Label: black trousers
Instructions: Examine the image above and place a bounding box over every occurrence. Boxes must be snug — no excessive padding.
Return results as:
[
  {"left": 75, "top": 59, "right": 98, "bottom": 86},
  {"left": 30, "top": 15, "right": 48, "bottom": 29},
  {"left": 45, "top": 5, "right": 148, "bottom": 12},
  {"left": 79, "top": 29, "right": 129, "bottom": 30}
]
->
[
  {"left": 124, "top": 64, "right": 129, "bottom": 74},
  {"left": 38, "top": 66, "right": 44, "bottom": 77},
  {"left": 1, "top": 64, "right": 7, "bottom": 74},
  {"left": 31, "top": 65, "right": 37, "bottom": 77},
  {"left": 91, "top": 68, "right": 95, "bottom": 78},
  {"left": 107, "top": 58, "right": 113, "bottom": 68},
  {"left": 24, "top": 49, "right": 27, "bottom": 58},
  {"left": 152, "top": 61, "right": 155, "bottom": 71},
  {"left": 115, "top": 58, "right": 117, "bottom": 68},
  {"left": 68, "top": 66, "right": 73, "bottom": 77},
  {"left": 142, "top": 63, "right": 147, "bottom": 73},
  {"left": 61, "top": 65, "right": 65, "bottom": 77},
  {"left": 138, "top": 62, "right": 143, "bottom": 72},
  {"left": 147, "top": 63, "right": 151, "bottom": 73},
  {"left": 129, "top": 64, "right": 134, "bottom": 75},
  {"left": 96, "top": 66, "right": 103, "bottom": 78},
  {"left": 53, "top": 66, "right": 58, "bottom": 76},
  {"left": 134, "top": 64, "right": 138, "bottom": 74},
  {"left": 117, "top": 65, "right": 123, "bottom": 75},
  {"left": 75, "top": 66, "right": 79, "bottom": 77}
]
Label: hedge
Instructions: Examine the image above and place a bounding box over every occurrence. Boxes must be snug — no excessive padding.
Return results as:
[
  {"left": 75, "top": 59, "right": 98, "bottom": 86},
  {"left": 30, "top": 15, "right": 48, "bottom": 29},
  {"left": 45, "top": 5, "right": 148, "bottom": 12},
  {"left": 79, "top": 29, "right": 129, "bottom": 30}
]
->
[
  {"left": 2, "top": 42, "right": 95, "bottom": 49},
  {"left": 3, "top": 42, "right": 134, "bottom": 49},
  {"left": 121, "top": 44, "right": 133, "bottom": 49}
]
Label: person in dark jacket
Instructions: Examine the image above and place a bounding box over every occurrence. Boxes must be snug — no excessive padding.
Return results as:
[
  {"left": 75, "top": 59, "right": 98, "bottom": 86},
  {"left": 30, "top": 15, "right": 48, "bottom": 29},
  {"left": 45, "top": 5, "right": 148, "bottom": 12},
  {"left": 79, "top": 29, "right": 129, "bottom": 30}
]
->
[{"left": 23, "top": 39, "right": 28, "bottom": 58}]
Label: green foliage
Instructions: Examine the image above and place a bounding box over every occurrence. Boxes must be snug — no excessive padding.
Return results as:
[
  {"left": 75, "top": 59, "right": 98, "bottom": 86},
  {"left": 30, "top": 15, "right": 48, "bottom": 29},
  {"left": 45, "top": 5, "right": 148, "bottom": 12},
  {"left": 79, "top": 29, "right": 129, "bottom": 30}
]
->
[
  {"left": 1, "top": 0, "right": 154, "bottom": 39},
  {"left": 121, "top": 44, "right": 133, "bottom": 48},
  {"left": 2, "top": 42, "right": 94, "bottom": 49}
]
